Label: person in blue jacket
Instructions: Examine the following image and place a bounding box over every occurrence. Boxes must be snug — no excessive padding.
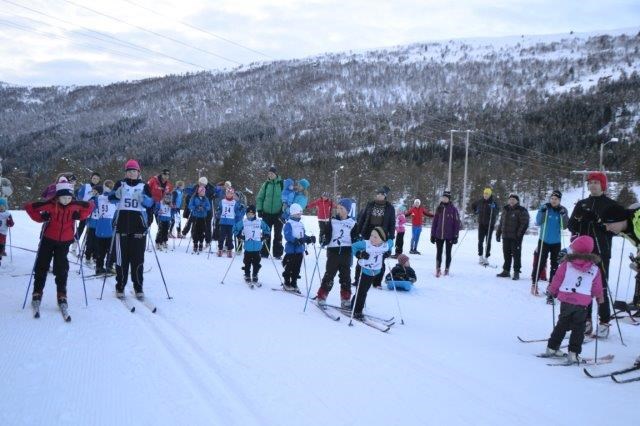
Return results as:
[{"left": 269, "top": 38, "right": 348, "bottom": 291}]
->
[
  {"left": 170, "top": 180, "right": 184, "bottom": 238},
  {"left": 351, "top": 226, "right": 393, "bottom": 319},
  {"left": 215, "top": 187, "right": 245, "bottom": 257},
  {"left": 234, "top": 205, "right": 271, "bottom": 284},
  {"left": 155, "top": 192, "right": 173, "bottom": 250},
  {"left": 94, "top": 180, "right": 117, "bottom": 275},
  {"left": 532, "top": 190, "right": 569, "bottom": 297},
  {"left": 188, "top": 185, "right": 212, "bottom": 253},
  {"left": 282, "top": 203, "right": 316, "bottom": 292}
]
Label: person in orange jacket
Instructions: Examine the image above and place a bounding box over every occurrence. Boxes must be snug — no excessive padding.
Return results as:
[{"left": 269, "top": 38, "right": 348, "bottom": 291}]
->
[
  {"left": 307, "top": 192, "right": 334, "bottom": 245},
  {"left": 405, "top": 198, "right": 434, "bottom": 254}
]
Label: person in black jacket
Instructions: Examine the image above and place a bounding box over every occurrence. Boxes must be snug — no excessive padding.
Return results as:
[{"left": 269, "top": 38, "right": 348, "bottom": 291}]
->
[
  {"left": 471, "top": 188, "right": 499, "bottom": 266},
  {"left": 496, "top": 194, "right": 529, "bottom": 280},
  {"left": 353, "top": 186, "right": 396, "bottom": 288},
  {"left": 568, "top": 171, "right": 622, "bottom": 338}
]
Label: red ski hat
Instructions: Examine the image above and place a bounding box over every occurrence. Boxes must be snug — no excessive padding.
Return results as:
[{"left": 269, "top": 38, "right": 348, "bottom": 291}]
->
[
  {"left": 586, "top": 172, "right": 607, "bottom": 192},
  {"left": 124, "top": 159, "right": 140, "bottom": 171}
]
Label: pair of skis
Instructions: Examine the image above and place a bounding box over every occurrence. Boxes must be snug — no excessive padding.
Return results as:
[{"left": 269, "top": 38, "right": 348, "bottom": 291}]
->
[
  {"left": 583, "top": 365, "right": 640, "bottom": 383},
  {"left": 244, "top": 277, "right": 262, "bottom": 290},
  {"left": 519, "top": 336, "right": 615, "bottom": 367},
  {"left": 32, "top": 300, "right": 71, "bottom": 322},
  {"left": 117, "top": 292, "right": 157, "bottom": 314}
]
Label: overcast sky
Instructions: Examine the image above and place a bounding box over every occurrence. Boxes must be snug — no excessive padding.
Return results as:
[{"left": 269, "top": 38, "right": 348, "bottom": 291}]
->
[{"left": 1, "top": 0, "right": 639, "bottom": 86}]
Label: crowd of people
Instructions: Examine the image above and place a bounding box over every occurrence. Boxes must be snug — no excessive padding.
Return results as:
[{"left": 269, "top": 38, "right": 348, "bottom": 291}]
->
[{"left": 3, "top": 163, "right": 640, "bottom": 365}]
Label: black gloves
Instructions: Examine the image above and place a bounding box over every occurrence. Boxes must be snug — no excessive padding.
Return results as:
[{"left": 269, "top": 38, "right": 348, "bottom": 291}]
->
[
  {"left": 496, "top": 233, "right": 501, "bottom": 242},
  {"left": 383, "top": 251, "right": 391, "bottom": 259},
  {"left": 40, "top": 211, "right": 51, "bottom": 221},
  {"left": 452, "top": 237, "right": 458, "bottom": 244},
  {"left": 305, "top": 236, "right": 316, "bottom": 244},
  {"left": 72, "top": 211, "right": 81, "bottom": 220},
  {"left": 237, "top": 234, "right": 245, "bottom": 241},
  {"left": 430, "top": 235, "right": 436, "bottom": 244},
  {"left": 540, "top": 203, "right": 548, "bottom": 212},
  {"left": 355, "top": 250, "right": 370, "bottom": 260}
]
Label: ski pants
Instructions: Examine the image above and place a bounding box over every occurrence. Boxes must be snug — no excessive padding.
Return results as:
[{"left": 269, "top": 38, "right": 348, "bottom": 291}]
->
[
  {"left": 354, "top": 260, "right": 385, "bottom": 288},
  {"left": 501, "top": 237, "right": 522, "bottom": 273},
  {"left": 478, "top": 223, "right": 494, "bottom": 258},
  {"left": 115, "top": 233, "right": 146, "bottom": 292},
  {"left": 75, "top": 219, "right": 87, "bottom": 241},
  {"left": 261, "top": 213, "right": 284, "bottom": 258},
  {"left": 318, "top": 220, "right": 331, "bottom": 246},
  {"left": 282, "top": 252, "right": 303, "bottom": 287},
  {"left": 169, "top": 209, "right": 181, "bottom": 235},
  {"left": 587, "top": 257, "right": 611, "bottom": 324},
  {"left": 435, "top": 238, "right": 453, "bottom": 269},
  {"left": 243, "top": 251, "right": 262, "bottom": 277},
  {"left": 548, "top": 302, "right": 588, "bottom": 354},
  {"left": 410, "top": 226, "right": 422, "bottom": 252},
  {"left": 191, "top": 217, "right": 207, "bottom": 246},
  {"left": 395, "top": 231, "right": 405, "bottom": 255},
  {"left": 353, "top": 273, "right": 378, "bottom": 315},
  {"left": 156, "top": 221, "right": 170, "bottom": 244},
  {"left": 532, "top": 241, "right": 560, "bottom": 282},
  {"left": 318, "top": 248, "right": 352, "bottom": 301},
  {"left": 33, "top": 237, "right": 71, "bottom": 296},
  {"left": 84, "top": 227, "right": 96, "bottom": 261},
  {"left": 218, "top": 224, "right": 234, "bottom": 251},
  {"left": 204, "top": 211, "right": 213, "bottom": 244},
  {"left": 95, "top": 236, "right": 114, "bottom": 270}
]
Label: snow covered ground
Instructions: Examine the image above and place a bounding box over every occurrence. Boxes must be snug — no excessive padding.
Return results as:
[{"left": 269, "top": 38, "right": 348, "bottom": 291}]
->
[{"left": 0, "top": 210, "right": 637, "bottom": 426}]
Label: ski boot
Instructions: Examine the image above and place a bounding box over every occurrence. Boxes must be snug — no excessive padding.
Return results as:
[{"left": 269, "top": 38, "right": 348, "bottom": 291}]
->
[
  {"left": 217, "top": 249, "right": 223, "bottom": 257},
  {"left": 496, "top": 270, "right": 510, "bottom": 278},
  {"left": 435, "top": 268, "right": 441, "bottom": 278},
  {"left": 444, "top": 269, "right": 449, "bottom": 276}
]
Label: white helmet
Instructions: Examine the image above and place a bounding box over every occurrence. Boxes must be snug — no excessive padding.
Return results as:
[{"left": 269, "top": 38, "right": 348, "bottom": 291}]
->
[
  {"left": 414, "top": 199, "right": 421, "bottom": 205},
  {"left": 289, "top": 203, "right": 303, "bottom": 216},
  {"left": 198, "top": 177, "right": 208, "bottom": 186}
]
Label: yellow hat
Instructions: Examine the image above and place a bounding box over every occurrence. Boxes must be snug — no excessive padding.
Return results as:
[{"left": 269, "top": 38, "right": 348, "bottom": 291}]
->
[{"left": 483, "top": 188, "right": 492, "bottom": 196}]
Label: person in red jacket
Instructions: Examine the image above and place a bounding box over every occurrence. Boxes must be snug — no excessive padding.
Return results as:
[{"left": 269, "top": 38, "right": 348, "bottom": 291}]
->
[
  {"left": 405, "top": 198, "right": 434, "bottom": 254},
  {"left": 24, "top": 177, "right": 94, "bottom": 306},
  {"left": 307, "top": 192, "right": 334, "bottom": 245},
  {"left": 147, "top": 168, "right": 173, "bottom": 226}
]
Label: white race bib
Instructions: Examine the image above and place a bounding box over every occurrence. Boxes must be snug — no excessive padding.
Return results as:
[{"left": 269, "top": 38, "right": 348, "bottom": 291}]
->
[
  {"left": 358, "top": 240, "right": 388, "bottom": 270},
  {"left": 118, "top": 182, "right": 145, "bottom": 212},
  {"left": 243, "top": 219, "right": 263, "bottom": 242},
  {"left": 560, "top": 263, "right": 598, "bottom": 296},
  {"left": 327, "top": 217, "right": 356, "bottom": 248}
]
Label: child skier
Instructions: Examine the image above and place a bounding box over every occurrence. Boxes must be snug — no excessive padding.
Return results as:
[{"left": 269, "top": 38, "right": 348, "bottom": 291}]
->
[
  {"left": 0, "top": 197, "right": 14, "bottom": 262},
  {"left": 216, "top": 187, "right": 244, "bottom": 257},
  {"left": 430, "top": 191, "right": 461, "bottom": 277},
  {"left": 233, "top": 205, "right": 271, "bottom": 284},
  {"left": 170, "top": 180, "right": 184, "bottom": 238},
  {"left": 306, "top": 192, "right": 334, "bottom": 246},
  {"left": 385, "top": 254, "right": 417, "bottom": 290},
  {"left": 94, "top": 180, "right": 117, "bottom": 275},
  {"left": 188, "top": 185, "right": 211, "bottom": 253},
  {"left": 83, "top": 184, "right": 101, "bottom": 265},
  {"left": 24, "top": 177, "right": 94, "bottom": 310},
  {"left": 351, "top": 226, "right": 393, "bottom": 319},
  {"left": 280, "top": 178, "right": 295, "bottom": 222},
  {"left": 405, "top": 198, "right": 433, "bottom": 254},
  {"left": 316, "top": 198, "right": 358, "bottom": 308},
  {"left": 282, "top": 203, "right": 315, "bottom": 292},
  {"left": 109, "top": 160, "right": 154, "bottom": 298},
  {"left": 155, "top": 192, "right": 173, "bottom": 250},
  {"left": 393, "top": 206, "right": 407, "bottom": 258},
  {"left": 545, "top": 236, "right": 604, "bottom": 364}
]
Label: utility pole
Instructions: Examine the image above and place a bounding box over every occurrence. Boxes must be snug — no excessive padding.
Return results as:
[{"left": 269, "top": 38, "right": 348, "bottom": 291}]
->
[
  {"left": 333, "top": 165, "right": 344, "bottom": 203},
  {"left": 461, "top": 130, "right": 475, "bottom": 215},
  {"left": 599, "top": 137, "right": 619, "bottom": 171},
  {"left": 447, "top": 130, "right": 457, "bottom": 190}
]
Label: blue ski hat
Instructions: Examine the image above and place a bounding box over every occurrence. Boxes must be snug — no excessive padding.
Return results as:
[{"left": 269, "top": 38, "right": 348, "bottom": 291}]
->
[
  {"left": 297, "top": 179, "right": 310, "bottom": 190},
  {"left": 338, "top": 198, "right": 352, "bottom": 212}
]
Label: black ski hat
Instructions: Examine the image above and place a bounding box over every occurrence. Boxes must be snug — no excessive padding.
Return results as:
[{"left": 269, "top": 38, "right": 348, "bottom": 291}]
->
[
  {"left": 600, "top": 203, "right": 630, "bottom": 223},
  {"left": 246, "top": 205, "right": 257, "bottom": 214},
  {"left": 442, "top": 190, "right": 451, "bottom": 199},
  {"left": 376, "top": 186, "right": 390, "bottom": 197},
  {"left": 509, "top": 194, "right": 520, "bottom": 203},
  {"left": 551, "top": 190, "right": 562, "bottom": 199}
]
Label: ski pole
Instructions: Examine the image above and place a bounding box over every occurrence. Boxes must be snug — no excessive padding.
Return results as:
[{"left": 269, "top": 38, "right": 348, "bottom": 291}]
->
[
  {"left": 99, "top": 209, "right": 120, "bottom": 300},
  {"left": 146, "top": 227, "right": 172, "bottom": 299},
  {"left": 263, "top": 240, "right": 284, "bottom": 286},
  {"left": 75, "top": 217, "right": 88, "bottom": 307},
  {"left": 301, "top": 244, "right": 311, "bottom": 304},
  {"left": 22, "top": 221, "right": 48, "bottom": 309},
  {"left": 385, "top": 260, "right": 405, "bottom": 325},
  {"left": 8, "top": 224, "right": 12, "bottom": 262},
  {"left": 303, "top": 242, "right": 322, "bottom": 313},
  {"left": 348, "top": 272, "right": 364, "bottom": 326},
  {"left": 451, "top": 226, "right": 469, "bottom": 258},
  {"left": 219, "top": 246, "right": 239, "bottom": 284},
  {"left": 614, "top": 238, "right": 626, "bottom": 301},
  {"left": 533, "top": 209, "right": 549, "bottom": 294}
]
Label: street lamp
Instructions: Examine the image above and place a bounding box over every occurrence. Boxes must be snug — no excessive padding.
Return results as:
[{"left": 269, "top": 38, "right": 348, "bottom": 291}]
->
[{"left": 599, "top": 137, "right": 619, "bottom": 171}]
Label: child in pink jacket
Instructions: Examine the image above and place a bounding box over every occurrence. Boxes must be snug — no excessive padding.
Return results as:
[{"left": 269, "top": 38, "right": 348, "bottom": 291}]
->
[
  {"left": 393, "top": 206, "right": 407, "bottom": 257},
  {"left": 545, "top": 235, "right": 604, "bottom": 363}
]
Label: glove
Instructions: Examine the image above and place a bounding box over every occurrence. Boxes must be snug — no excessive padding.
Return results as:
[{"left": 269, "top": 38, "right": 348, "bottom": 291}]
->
[
  {"left": 452, "top": 237, "right": 458, "bottom": 245},
  {"left": 539, "top": 204, "right": 548, "bottom": 212},
  {"left": 40, "top": 211, "right": 51, "bottom": 221},
  {"left": 496, "top": 233, "right": 501, "bottom": 242},
  {"left": 237, "top": 234, "right": 245, "bottom": 241},
  {"left": 383, "top": 251, "right": 391, "bottom": 259},
  {"left": 559, "top": 207, "right": 567, "bottom": 216},
  {"left": 114, "top": 186, "right": 123, "bottom": 200},
  {"left": 355, "top": 250, "right": 370, "bottom": 260},
  {"left": 430, "top": 235, "right": 436, "bottom": 244},
  {"left": 305, "top": 236, "right": 316, "bottom": 244},
  {"left": 72, "top": 211, "right": 81, "bottom": 220}
]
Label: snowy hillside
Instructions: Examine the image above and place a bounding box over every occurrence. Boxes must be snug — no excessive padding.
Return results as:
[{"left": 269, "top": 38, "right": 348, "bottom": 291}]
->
[{"left": 0, "top": 211, "right": 637, "bottom": 425}]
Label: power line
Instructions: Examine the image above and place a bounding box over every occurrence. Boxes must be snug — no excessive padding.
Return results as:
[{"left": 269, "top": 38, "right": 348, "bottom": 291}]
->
[
  {"left": 120, "top": 0, "right": 274, "bottom": 60},
  {"left": 0, "top": 0, "right": 207, "bottom": 69},
  {"left": 60, "top": 0, "right": 241, "bottom": 65}
]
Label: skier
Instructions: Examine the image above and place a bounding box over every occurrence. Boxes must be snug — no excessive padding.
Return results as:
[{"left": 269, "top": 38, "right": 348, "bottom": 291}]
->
[
  {"left": 496, "top": 194, "right": 529, "bottom": 280},
  {"left": 567, "top": 172, "right": 622, "bottom": 338},
  {"left": 74, "top": 172, "right": 101, "bottom": 245},
  {"left": 351, "top": 226, "right": 393, "bottom": 319},
  {"left": 545, "top": 236, "right": 604, "bottom": 364},
  {"left": 532, "top": 190, "right": 569, "bottom": 297},
  {"left": 24, "top": 177, "right": 94, "bottom": 307},
  {"left": 169, "top": 180, "right": 184, "bottom": 238},
  {"left": 471, "top": 188, "right": 499, "bottom": 266},
  {"left": 188, "top": 185, "right": 212, "bottom": 253},
  {"left": 280, "top": 178, "right": 295, "bottom": 222},
  {"left": 109, "top": 160, "right": 154, "bottom": 298},
  {"left": 0, "top": 197, "right": 14, "bottom": 260},
  {"left": 282, "top": 203, "right": 315, "bottom": 292},
  {"left": 392, "top": 205, "right": 407, "bottom": 258},
  {"left": 154, "top": 192, "right": 173, "bottom": 250},
  {"left": 405, "top": 198, "right": 433, "bottom": 254},
  {"left": 316, "top": 198, "right": 358, "bottom": 308},
  {"left": 256, "top": 166, "right": 284, "bottom": 259},
  {"left": 430, "top": 191, "right": 461, "bottom": 277},
  {"left": 147, "top": 168, "right": 173, "bottom": 227},
  {"left": 307, "top": 192, "right": 334, "bottom": 246},
  {"left": 233, "top": 205, "right": 270, "bottom": 284},
  {"left": 94, "top": 180, "right": 117, "bottom": 275},
  {"left": 216, "top": 187, "right": 244, "bottom": 257}
]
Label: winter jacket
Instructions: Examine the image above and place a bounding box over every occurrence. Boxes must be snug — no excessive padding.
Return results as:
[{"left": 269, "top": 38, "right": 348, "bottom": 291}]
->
[
  {"left": 216, "top": 197, "right": 244, "bottom": 225},
  {"left": 147, "top": 175, "right": 173, "bottom": 203},
  {"left": 471, "top": 196, "right": 499, "bottom": 227},
  {"left": 405, "top": 206, "right": 434, "bottom": 227},
  {"left": 233, "top": 218, "right": 271, "bottom": 252},
  {"left": 188, "top": 196, "right": 211, "bottom": 219},
  {"left": 76, "top": 183, "right": 95, "bottom": 202},
  {"left": 619, "top": 208, "right": 640, "bottom": 248},
  {"left": 351, "top": 239, "right": 393, "bottom": 276},
  {"left": 307, "top": 198, "right": 334, "bottom": 221},
  {"left": 385, "top": 264, "right": 417, "bottom": 283},
  {"left": 496, "top": 204, "right": 529, "bottom": 240},
  {"left": 94, "top": 192, "right": 117, "bottom": 239},
  {"left": 256, "top": 176, "right": 283, "bottom": 215},
  {"left": 357, "top": 201, "right": 396, "bottom": 240},
  {"left": 283, "top": 218, "right": 310, "bottom": 254},
  {"left": 292, "top": 192, "right": 308, "bottom": 210},
  {"left": 395, "top": 213, "right": 407, "bottom": 234},
  {"left": 172, "top": 188, "right": 184, "bottom": 210},
  {"left": 431, "top": 202, "right": 461, "bottom": 241},
  {"left": 549, "top": 253, "right": 603, "bottom": 307},
  {"left": 0, "top": 212, "right": 15, "bottom": 243},
  {"left": 536, "top": 203, "right": 569, "bottom": 245},
  {"left": 109, "top": 179, "right": 154, "bottom": 234},
  {"left": 25, "top": 199, "right": 94, "bottom": 243},
  {"left": 281, "top": 179, "right": 295, "bottom": 206},
  {"left": 568, "top": 195, "right": 619, "bottom": 259}
]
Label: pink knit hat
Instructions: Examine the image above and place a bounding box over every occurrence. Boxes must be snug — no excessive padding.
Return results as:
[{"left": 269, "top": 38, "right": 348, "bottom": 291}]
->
[
  {"left": 570, "top": 235, "right": 594, "bottom": 254},
  {"left": 397, "top": 254, "right": 410, "bottom": 266},
  {"left": 124, "top": 159, "right": 140, "bottom": 171}
]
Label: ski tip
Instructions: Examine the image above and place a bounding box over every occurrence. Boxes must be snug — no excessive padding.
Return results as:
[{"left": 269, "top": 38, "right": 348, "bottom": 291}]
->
[
  {"left": 583, "top": 368, "right": 594, "bottom": 377},
  {"left": 34, "top": 312, "right": 40, "bottom": 319},
  {"left": 611, "top": 375, "right": 621, "bottom": 383},
  {"left": 130, "top": 307, "right": 136, "bottom": 313},
  {"left": 65, "top": 316, "right": 72, "bottom": 322},
  {"left": 151, "top": 307, "right": 157, "bottom": 313}
]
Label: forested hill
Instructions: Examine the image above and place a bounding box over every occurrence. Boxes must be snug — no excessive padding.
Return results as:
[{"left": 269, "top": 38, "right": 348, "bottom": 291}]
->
[{"left": 1, "top": 29, "right": 639, "bottom": 209}]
